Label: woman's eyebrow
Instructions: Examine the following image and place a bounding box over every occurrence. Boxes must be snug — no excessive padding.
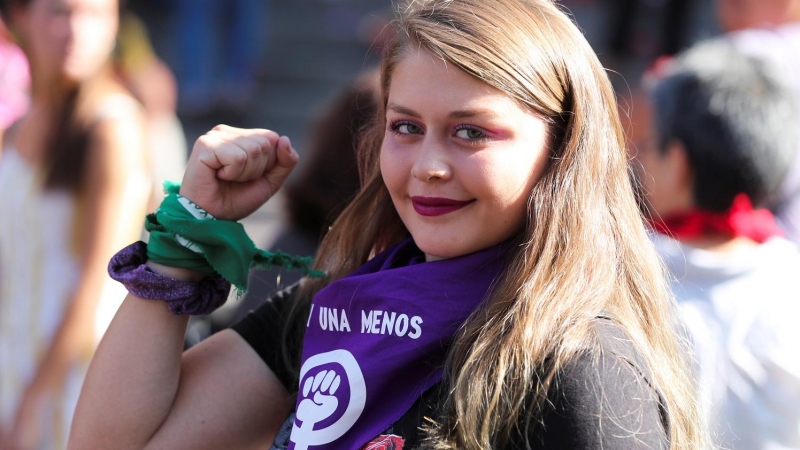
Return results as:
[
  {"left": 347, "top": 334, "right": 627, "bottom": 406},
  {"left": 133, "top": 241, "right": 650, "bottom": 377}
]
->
[
  {"left": 387, "top": 103, "right": 498, "bottom": 120},
  {"left": 387, "top": 103, "right": 421, "bottom": 117},
  {"left": 447, "top": 108, "right": 496, "bottom": 119}
]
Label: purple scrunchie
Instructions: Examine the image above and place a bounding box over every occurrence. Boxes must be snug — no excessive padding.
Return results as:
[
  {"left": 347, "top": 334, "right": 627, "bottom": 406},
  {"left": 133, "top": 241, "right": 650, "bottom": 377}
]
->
[{"left": 108, "top": 241, "right": 232, "bottom": 315}]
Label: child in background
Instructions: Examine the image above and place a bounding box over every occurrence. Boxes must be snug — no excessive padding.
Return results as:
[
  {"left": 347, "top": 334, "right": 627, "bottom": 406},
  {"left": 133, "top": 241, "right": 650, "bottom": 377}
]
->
[{"left": 114, "top": 10, "right": 188, "bottom": 211}]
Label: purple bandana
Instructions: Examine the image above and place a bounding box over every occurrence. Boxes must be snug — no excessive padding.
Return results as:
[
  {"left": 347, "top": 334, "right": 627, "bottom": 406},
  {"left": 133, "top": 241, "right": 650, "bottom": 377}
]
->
[{"left": 288, "top": 238, "right": 507, "bottom": 450}]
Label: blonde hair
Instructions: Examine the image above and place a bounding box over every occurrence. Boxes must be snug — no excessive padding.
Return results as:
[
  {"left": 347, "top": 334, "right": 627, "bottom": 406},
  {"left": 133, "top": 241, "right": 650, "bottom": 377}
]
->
[{"left": 286, "top": 0, "right": 705, "bottom": 448}]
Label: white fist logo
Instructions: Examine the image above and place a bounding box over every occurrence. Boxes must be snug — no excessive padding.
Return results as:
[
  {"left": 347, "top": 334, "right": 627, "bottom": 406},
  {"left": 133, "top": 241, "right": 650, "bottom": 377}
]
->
[
  {"left": 297, "top": 370, "right": 341, "bottom": 426},
  {"left": 290, "top": 350, "right": 366, "bottom": 450}
]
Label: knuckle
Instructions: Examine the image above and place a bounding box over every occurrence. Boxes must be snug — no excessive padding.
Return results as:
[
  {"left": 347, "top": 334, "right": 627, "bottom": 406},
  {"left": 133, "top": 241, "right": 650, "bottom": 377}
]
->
[
  {"left": 230, "top": 149, "right": 248, "bottom": 165},
  {"left": 252, "top": 129, "right": 279, "bottom": 146},
  {"left": 253, "top": 135, "right": 271, "bottom": 149},
  {"left": 245, "top": 141, "right": 263, "bottom": 157},
  {"left": 263, "top": 129, "right": 279, "bottom": 141},
  {"left": 195, "top": 134, "right": 215, "bottom": 148}
]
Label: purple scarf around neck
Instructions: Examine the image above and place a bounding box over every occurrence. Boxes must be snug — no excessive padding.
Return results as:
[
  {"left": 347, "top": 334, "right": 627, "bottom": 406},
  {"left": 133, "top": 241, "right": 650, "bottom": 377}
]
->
[{"left": 287, "top": 238, "right": 507, "bottom": 450}]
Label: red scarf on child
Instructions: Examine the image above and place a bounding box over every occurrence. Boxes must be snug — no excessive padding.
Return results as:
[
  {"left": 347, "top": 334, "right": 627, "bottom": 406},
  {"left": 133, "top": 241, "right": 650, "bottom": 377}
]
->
[{"left": 649, "top": 194, "right": 784, "bottom": 243}]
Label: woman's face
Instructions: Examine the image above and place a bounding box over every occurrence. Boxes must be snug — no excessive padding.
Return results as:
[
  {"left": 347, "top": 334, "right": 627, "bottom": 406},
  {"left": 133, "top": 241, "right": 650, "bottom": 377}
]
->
[
  {"left": 380, "top": 49, "right": 550, "bottom": 261},
  {"left": 22, "top": 0, "right": 118, "bottom": 84}
]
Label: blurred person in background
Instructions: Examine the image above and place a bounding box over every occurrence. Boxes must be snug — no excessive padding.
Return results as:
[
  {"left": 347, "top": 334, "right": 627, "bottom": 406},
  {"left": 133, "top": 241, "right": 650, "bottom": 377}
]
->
[
  {"left": 717, "top": 0, "right": 800, "bottom": 245},
  {"left": 114, "top": 8, "right": 187, "bottom": 209},
  {"left": 0, "top": 16, "right": 28, "bottom": 147},
  {"left": 717, "top": 0, "right": 800, "bottom": 33},
  {"left": 633, "top": 39, "right": 800, "bottom": 449},
  {"left": 0, "top": 0, "right": 150, "bottom": 448},
  {"left": 171, "top": 0, "right": 267, "bottom": 117}
]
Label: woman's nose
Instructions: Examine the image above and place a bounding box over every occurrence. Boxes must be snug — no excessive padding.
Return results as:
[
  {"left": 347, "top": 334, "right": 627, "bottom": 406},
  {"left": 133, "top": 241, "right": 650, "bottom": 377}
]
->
[{"left": 411, "top": 139, "right": 451, "bottom": 182}]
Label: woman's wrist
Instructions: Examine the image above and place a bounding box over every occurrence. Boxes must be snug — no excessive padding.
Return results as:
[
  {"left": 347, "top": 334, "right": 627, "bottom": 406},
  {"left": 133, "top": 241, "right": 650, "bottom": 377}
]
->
[
  {"left": 145, "top": 260, "right": 206, "bottom": 282},
  {"left": 109, "top": 241, "right": 231, "bottom": 315}
]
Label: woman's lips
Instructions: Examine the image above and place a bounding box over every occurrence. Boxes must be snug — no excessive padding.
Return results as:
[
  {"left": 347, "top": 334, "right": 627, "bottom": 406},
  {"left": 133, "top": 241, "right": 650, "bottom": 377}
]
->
[{"left": 411, "top": 196, "right": 475, "bottom": 217}]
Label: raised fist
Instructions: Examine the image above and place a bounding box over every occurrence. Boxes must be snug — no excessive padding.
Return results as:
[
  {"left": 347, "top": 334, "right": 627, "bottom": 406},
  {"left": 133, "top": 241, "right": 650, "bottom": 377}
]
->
[
  {"left": 296, "top": 369, "right": 342, "bottom": 428},
  {"left": 178, "top": 124, "right": 299, "bottom": 221}
]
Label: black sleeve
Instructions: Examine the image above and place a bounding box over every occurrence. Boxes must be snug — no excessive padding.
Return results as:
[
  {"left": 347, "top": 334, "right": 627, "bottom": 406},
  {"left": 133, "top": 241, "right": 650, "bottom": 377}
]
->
[
  {"left": 231, "top": 284, "right": 301, "bottom": 391},
  {"left": 533, "top": 351, "right": 669, "bottom": 449},
  {"left": 531, "top": 321, "right": 670, "bottom": 449}
]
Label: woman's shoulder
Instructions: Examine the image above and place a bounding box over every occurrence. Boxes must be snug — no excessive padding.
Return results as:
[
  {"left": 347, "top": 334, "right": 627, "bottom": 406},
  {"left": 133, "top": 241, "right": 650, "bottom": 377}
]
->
[
  {"left": 235, "top": 283, "right": 302, "bottom": 320},
  {"left": 230, "top": 283, "right": 303, "bottom": 391},
  {"left": 90, "top": 81, "right": 144, "bottom": 121},
  {"left": 82, "top": 84, "right": 148, "bottom": 175},
  {"left": 231, "top": 283, "right": 302, "bottom": 340},
  {"left": 84, "top": 82, "right": 146, "bottom": 144},
  {"left": 583, "top": 317, "right": 657, "bottom": 383},
  {"left": 534, "top": 317, "right": 669, "bottom": 449}
]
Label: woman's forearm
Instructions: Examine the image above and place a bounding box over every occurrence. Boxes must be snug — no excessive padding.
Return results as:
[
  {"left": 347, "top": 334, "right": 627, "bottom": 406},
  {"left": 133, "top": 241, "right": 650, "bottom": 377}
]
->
[{"left": 68, "top": 290, "right": 191, "bottom": 449}]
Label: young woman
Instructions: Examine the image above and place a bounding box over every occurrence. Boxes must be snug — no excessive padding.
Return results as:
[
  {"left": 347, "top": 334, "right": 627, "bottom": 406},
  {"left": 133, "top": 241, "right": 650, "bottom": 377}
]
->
[
  {"left": 69, "top": 0, "right": 705, "bottom": 448},
  {"left": 0, "top": 0, "right": 149, "bottom": 448}
]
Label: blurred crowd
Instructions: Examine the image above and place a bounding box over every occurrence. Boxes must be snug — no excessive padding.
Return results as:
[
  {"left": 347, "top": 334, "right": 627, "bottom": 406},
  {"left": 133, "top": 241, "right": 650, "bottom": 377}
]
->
[{"left": 0, "top": 0, "right": 799, "bottom": 448}]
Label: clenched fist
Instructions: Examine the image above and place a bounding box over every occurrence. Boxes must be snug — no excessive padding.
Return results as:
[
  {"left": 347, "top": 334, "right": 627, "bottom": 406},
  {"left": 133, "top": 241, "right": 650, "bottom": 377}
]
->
[{"left": 179, "top": 125, "right": 299, "bottom": 221}]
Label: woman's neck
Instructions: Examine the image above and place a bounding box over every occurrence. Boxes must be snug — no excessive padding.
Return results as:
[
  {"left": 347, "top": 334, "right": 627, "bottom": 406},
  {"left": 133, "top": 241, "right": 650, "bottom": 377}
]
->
[
  {"left": 31, "top": 74, "right": 76, "bottom": 108},
  {"left": 29, "top": 63, "right": 114, "bottom": 108}
]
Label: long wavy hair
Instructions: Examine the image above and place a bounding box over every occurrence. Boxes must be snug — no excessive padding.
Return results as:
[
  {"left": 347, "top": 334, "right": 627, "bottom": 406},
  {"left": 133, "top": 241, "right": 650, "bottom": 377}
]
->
[{"left": 285, "top": 0, "right": 704, "bottom": 448}]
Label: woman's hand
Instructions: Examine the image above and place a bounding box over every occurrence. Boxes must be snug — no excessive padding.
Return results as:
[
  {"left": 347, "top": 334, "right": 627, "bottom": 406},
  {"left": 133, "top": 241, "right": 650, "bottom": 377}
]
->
[{"left": 179, "top": 125, "right": 299, "bottom": 221}]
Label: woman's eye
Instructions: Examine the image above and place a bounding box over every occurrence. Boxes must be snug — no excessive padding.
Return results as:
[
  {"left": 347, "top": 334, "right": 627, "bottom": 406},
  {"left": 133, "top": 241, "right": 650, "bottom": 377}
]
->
[
  {"left": 398, "top": 123, "right": 421, "bottom": 134},
  {"left": 455, "top": 127, "right": 486, "bottom": 140},
  {"left": 389, "top": 121, "right": 422, "bottom": 135}
]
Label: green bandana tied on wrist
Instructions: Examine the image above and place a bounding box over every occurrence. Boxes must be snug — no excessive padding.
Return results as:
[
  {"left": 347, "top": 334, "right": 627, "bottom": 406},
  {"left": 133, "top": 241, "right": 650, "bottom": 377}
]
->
[{"left": 145, "top": 181, "right": 325, "bottom": 292}]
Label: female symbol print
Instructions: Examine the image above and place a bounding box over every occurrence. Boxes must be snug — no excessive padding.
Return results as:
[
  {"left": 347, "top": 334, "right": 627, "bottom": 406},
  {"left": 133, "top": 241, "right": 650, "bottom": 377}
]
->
[{"left": 290, "top": 350, "right": 367, "bottom": 450}]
